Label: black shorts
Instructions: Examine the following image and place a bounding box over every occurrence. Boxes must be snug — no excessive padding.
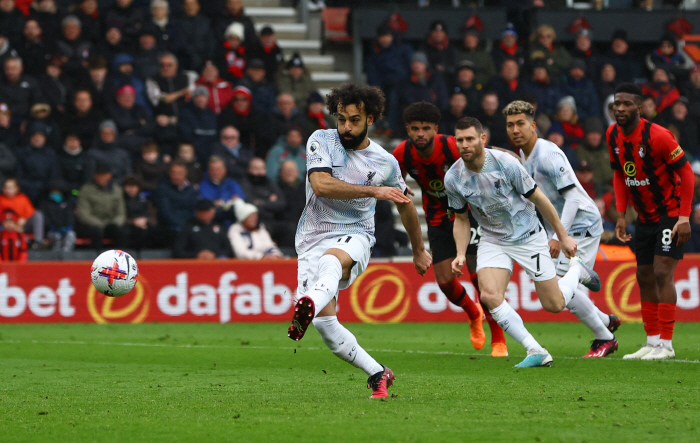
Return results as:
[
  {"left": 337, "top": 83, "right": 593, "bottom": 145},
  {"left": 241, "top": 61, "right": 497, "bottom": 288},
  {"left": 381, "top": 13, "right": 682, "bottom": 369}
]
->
[
  {"left": 428, "top": 212, "right": 481, "bottom": 263},
  {"left": 634, "top": 217, "right": 684, "bottom": 266}
]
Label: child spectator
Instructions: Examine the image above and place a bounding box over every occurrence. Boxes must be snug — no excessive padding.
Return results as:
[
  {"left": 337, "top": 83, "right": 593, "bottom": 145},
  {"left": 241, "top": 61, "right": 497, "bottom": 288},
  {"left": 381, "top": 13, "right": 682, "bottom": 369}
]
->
[
  {"left": 0, "top": 177, "right": 45, "bottom": 246},
  {"left": 123, "top": 175, "right": 157, "bottom": 250},
  {"left": 176, "top": 142, "right": 203, "bottom": 185},
  {"left": 228, "top": 199, "right": 283, "bottom": 259},
  {"left": 39, "top": 179, "right": 76, "bottom": 252},
  {"left": 0, "top": 209, "right": 28, "bottom": 262},
  {"left": 552, "top": 96, "right": 584, "bottom": 149},
  {"left": 134, "top": 142, "right": 168, "bottom": 194}
]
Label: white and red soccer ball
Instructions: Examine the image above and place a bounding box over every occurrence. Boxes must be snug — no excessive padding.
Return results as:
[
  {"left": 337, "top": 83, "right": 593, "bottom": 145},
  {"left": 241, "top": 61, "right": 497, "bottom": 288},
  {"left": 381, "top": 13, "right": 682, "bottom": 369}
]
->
[{"left": 90, "top": 249, "right": 139, "bottom": 297}]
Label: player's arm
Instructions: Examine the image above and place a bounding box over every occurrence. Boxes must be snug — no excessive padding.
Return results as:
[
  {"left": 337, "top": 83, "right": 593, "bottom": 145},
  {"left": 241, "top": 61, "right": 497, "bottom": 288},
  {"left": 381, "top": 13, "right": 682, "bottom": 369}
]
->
[
  {"left": 308, "top": 171, "right": 410, "bottom": 203},
  {"left": 395, "top": 200, "right": 431, "bottom": 276},
  {"left": 528, "top": 187, "right": 577, "bottom": 258},
  {"left": 451, "top": 210, "right": 471, "bottom": 276}
]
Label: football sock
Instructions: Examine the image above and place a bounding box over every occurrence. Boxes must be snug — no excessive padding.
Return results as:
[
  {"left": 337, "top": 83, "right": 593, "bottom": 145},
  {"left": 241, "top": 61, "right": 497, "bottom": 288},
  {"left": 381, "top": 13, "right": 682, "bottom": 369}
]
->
[
  {"left": 647, "top": 334, "right": 661, "bottom": 346},
  {"left": 439, "top": 279, "right": 481, "bottom": 320},
  {"left": 308, "top": 255, "right": 343, "bottom": 317},
  {"left": 470, "top": 272, "right": 506, "bottom": 343},
  {"left": 641, "top": 301, "right": 660, "bottom": 341},
  {"left": 658, "top": 302, "right": 676, "bottom": 341},
  {"left": 489, "top": 300, "right": 541, "bottom": 352},
  {"left": 598, "top": 307, "right": 611, "bottom": 327},
  {"left": 567, "top": 288, "right": 614, "bottom": 340},
  {"left": 557, "top": 264, "right": 581, "bottom": 306},
  {"left": 313, "top": 316, "right": 383, "bottom": 375}
]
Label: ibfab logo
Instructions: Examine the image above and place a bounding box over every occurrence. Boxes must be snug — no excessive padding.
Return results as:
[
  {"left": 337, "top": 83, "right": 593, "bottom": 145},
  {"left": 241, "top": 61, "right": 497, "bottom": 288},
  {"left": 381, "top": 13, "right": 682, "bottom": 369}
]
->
[
  {"left": 623, "top": 161, "right": 649, "bottom": 187},
  {"left": 625, "top": 177, "right": 651, "bottom": 187}
]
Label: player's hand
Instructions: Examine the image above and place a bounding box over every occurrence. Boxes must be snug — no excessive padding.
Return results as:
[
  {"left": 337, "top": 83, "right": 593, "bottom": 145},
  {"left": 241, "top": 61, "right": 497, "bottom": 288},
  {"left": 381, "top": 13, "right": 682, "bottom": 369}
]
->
[
  {"left": 559, "top": 235, "right": 578, "bottom": 258},
  {"left": 413, "top": 248, "right": 432, "bottom": 276},
  {"left": 451, "top": 254, "right": 466, "bottom": 277},
  {"left": 615, "top": 218, "right": 632, "bottom": 243},
  {"left": 374, "top": 186, "right": 411, "bottom": 204},
  {"left": 672, "top": 216, "right": 691, "bottom": 246},
  {"left": 406, "top": 184, "right": 415, "bottom": 197},
  {"left": 548, "top": 239, "right": 560, "bottom": 258}
]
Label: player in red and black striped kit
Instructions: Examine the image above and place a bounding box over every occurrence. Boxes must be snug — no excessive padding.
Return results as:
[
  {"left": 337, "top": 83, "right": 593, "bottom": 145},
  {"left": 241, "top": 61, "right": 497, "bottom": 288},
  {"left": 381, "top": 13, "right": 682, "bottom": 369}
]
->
[
  {"left": 608, "top": 83, "right": 695, "bottom": 360},
  {"left": 393, "top": 102, "right": 507, "bottom": 356}
]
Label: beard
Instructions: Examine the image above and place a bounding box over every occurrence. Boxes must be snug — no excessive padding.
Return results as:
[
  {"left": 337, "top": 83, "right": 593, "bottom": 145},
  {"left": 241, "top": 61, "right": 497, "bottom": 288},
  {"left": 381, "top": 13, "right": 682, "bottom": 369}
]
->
[
  {"left": 413, "top": 136, "right": 434, "bottom": 152},
  {"left": 338, "top": 121, "right": 368, "bottom": 150}
]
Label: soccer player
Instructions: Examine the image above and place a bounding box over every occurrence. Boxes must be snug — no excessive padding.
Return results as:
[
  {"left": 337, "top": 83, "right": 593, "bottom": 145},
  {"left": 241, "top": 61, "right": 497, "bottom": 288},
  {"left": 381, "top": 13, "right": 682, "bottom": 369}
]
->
[
  {"left": 608, "top": 83, "right": 694, "bottom": 360},
  {"left": 446, "top": 117, "right": 601, "bottom": 368},
  {"left": 503, "top": 100, "right": 620, "bottom": 358},
  {"left": 393, "top": 102, "right": 507, "bottom": 357},
  {"left": 287, "top": 83, "right": 432, "bottom": 397}
]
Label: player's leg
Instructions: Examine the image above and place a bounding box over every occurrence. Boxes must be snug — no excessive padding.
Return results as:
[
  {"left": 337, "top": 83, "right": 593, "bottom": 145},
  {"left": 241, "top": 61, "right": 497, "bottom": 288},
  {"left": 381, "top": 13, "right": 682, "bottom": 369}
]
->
[
  {"left": 467, "top": 253, "right": 507, "bottom": 356},
  {"left": 641, "top": 255, "right": 680, "bottom": 360}
]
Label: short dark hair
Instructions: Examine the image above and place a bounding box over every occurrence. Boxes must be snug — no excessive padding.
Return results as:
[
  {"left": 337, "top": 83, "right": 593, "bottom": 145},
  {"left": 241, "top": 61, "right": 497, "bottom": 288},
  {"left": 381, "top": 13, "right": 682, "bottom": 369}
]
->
[
  {"left": 403, "top": 101, "right": 442, "bottom": 125},
  {"left": 615, "top": 82, "right": 643, "bottom": 99},
  {"left": 122, "top": 175, "right": 141, "bottom": 187},
  {"left": 326, "top": 83, "right": 385, "bottom": 120},
  {"left": 641, "top": 94, "right": 655, "bottom": 103},
  {"left": 455, "top": 116, "right": 483, "bottom": 134}
]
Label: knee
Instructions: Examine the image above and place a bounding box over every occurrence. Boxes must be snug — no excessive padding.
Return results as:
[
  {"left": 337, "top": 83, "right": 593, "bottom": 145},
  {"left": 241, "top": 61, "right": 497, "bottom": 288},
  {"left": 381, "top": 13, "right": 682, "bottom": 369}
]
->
[
  {"left": 636, "top": 269, "right": 655, "bottom": 286},
  {"left": 653, "top": 267, "right": 673, "bottom": 288},
  {"left": 479, "top": 290, "right": 500, "bottom": 310},
  {"left": 541, "top": 297, "right": 566, "bottom": 314}
]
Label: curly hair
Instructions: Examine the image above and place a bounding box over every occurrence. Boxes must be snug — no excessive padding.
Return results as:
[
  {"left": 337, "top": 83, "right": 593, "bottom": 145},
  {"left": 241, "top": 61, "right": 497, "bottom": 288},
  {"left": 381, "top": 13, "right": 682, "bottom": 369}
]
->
[
  {"left": 615, "top": 82, "right": 643, "bottom": 101},
  {"left": 502, "top": 100, "right": 535, "bottom": 120},
  {"left": 402, "top": 101, "right": 442, "bottom": 125},
  {"left": 326, "top": 83, "right": 385, "bottom": 120}
]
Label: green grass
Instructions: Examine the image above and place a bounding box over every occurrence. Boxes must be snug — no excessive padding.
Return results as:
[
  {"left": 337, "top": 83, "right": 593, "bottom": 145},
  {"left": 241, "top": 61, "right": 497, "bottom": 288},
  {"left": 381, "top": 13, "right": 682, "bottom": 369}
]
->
[{"left": 0, "top": 322, "right": 699, "bottom": 443}]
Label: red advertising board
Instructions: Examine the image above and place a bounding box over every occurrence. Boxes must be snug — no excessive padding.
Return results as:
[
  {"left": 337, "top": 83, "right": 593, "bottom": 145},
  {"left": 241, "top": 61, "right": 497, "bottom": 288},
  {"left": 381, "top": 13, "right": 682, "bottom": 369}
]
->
[{"left": 1, "top": 259, "right": 699, "bottom": 323}]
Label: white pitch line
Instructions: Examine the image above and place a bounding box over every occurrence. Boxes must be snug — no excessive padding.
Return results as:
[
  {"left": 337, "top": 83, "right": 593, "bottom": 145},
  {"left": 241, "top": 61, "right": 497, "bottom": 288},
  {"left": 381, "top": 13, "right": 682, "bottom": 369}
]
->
[{"left": 2, "top": 339, "right": 699, "bottom": 364}]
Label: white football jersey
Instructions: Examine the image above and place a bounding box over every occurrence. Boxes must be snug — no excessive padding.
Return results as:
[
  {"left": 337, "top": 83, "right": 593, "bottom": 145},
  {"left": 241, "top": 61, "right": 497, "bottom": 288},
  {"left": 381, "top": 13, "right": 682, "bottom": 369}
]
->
[
  {"left": 520, "top": 138, "right": 603, "bottom": 238},
  {"left": 445, "top": 149, "right": 541, "bottom": 245},
  {"left": 295, "top": 129, "right": 407, "bottom": 254}
]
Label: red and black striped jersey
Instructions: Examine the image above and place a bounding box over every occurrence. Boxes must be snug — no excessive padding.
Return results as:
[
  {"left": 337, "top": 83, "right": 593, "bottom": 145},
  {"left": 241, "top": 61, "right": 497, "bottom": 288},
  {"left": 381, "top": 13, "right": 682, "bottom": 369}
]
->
[
  {"left": 0, "top": 230, "right": 28, "bottom": 262},
  {"left": 393, "top": 135, "right": 459, "bottom": 227},
  {"left": 607, "top": 118, "right": 688, "bottom": 223}
]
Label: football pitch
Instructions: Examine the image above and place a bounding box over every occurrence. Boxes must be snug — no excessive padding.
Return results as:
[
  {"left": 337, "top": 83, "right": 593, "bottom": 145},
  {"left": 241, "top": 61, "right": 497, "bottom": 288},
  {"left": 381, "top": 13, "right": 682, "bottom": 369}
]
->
[{"left": 1, "top": 322, "right": 698, "bottom": 443}]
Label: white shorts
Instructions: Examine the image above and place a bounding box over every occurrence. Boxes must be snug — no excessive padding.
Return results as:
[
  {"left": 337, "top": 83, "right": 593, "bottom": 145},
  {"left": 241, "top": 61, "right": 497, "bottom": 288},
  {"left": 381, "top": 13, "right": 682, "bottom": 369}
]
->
[
  {"left": 554, "top": 234, "right": 601, "bottom": 275},
  {"left": 296, "top": 233, "right": 372, "bottom": 298},
  {"left": 476, "top": 229, "right": 556, "bottom": 282}
]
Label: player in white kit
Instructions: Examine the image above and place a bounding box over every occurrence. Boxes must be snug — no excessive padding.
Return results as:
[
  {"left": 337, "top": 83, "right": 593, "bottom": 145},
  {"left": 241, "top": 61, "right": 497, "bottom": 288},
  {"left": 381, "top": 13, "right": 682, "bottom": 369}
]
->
[
  {"left": 504, "top": 100, "right": 620, "bottom": 358},
  {"left": 446, "top": 117, "right": 601, "bottom": 368},
  {"left": 287, "top": 83, "right": 432, "bottom": 398}
]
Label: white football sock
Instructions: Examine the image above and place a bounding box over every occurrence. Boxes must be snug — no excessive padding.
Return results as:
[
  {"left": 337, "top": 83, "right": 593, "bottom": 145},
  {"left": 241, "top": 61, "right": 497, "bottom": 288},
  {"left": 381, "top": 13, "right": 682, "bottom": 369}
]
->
[
  {"left": 490, "top": 300, "right": 541, "bottom": 352},
  {"left": 557, "top": 264, "right": 581, "bottom": 306},
  {"left": 597, "top": 307, "right": 610, "bottom": 326},
  {"left": 309, "top": 255, "right": 343, "bottom": 316},
  {"left": 660, "top": 338, "right": 673, "bottom": 349},
  {"left": 313, "top": 316, "right": 383, "bottom": 375},
  {"left": 647, "top": 334, "right": 661, "bottom": 346},
  {"left": 567, "top": 288, "right": 614, "bottom": 340}
]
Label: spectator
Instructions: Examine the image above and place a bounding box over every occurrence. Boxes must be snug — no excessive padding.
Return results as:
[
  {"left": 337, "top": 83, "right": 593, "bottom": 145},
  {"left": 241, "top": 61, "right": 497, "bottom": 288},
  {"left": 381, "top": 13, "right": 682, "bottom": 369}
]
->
[
  {"left": 175, "top": 142, "right": 203, "bottom": 185},
  {"left": 523, "top": 58, "right": 561, "bottom": 118},
  {"left": 574, "top": 160, "right": 601, "bottom": 199},
  {"left": 96, "top": 25, "right": 130, "bottom": 67},
  {"left": 0, "top": 0, "right": 25, "bottom": 48},
  {"left": 451, "top": 60, "right": 481, "bottom": 115},
  {"left": 419, "top": 20, "right": 457, "bottom": 78},
  {"left": 685, "top": 203, "right": 700, "bottom": 253},
  {"left": 149, "top": 0, "right": 182, "bottom": 55},
  {"left": 17, "top": 19, "right": 50, "bottom": 78},
  {"left": 215, "top": 21, "right": 247, "bottom": 83},
  {"left": 58, "top": 133, "right": 89, "bottom": 195},
  {"left": 146, "top": 52, "right": 192, "bottom": 117},
  {"left": 15, "top": 121, "right": 59, "bottom": 204},
  {"left": 28, "top": 0, "right": 61, "bottom": 45},
  {"left": 274, "top": 159, "right": 305, "bottom": 248},
  {"left": 209, "top": 125, "right": 253, "bottom": 181},
  {"left": 239, "top": 157, "right": 285, "bottom": 228},
  {"left": 645, "top": 31, "right": 693, "bottom": 78},
  {"left": 82, "top": 55, "right": 114, "bottom": 113},
  {"left": 25, "top": 102, "right": 61, "bottom": 149},
  {"left": 61, "top": 90, "right": 104, "bottom": 149},
  {"left": 266, "top": 92, "right": 309, "bottom": 154},
  {"left": 133, "top": 26, "right": 160, "bottom": 81},
  {"left": 228, "top": 199, "right": 282, "bottom": 259},
  {"left": 198, "top": 155, "right": 245, "bottom": 224},
  {"left": 266, "top": 126, "right": 306, "bottom": 182},
  {"left": 110, "top": 53, "right": 150, "bottom": 113},
  {"left": 214, "top": 0, "right": 256, "bottom": 46},
  {"left": 440, "top": 91, "right": 467, "bottom": 136},
  {"left": 247, "top": 25, "right": 283, "bottom": 84},
  {"left": 561, "top": 58, "right": 600, "bottom": 121},
  {"left": 152, "top": 109, "right": 179, "bottom": 158},
  {"left": 0, "top": 102, "right": 17, "bottom": 150},
  {"left": 602, "top": 93, "right": 615, "bottom": 127},
  {"left": 546, "top": 123, "right": 569, "bottom": 153},
  {"left": 595, "top": 62, "right": 620, "bottom": 106},
  {"left": 55, "top": 15, "right": 93, "bottom": 79},
  {"left": 373, "top": 199, "right": 408, "bottom": 257},
  {"left": 103, "top": 0, "right": 145, "bottom": 47},
  {"left": 459, "top": 26, "right": 496, "bottom": 88},
  {"left": 173, "top": 198, "right": 234, "bottom": 259},
  {"left": 575, "top": 117, "right": 612, "bottom": 190},
  {"left": 76, "top": 164, "right": 128, "bottom": 251},
  {"left": 0, "top": 29, "right": 13, "bottom": 69},
  {"left": 491, "top": 23, "right": 525, "bottom": 73},
  {"left": 74, "top": 0, "right": 101, "bottom": 45},
  {"left": 476, "top": 91, "right": 508, "bottom": 148},
  {"left": 178, "top": 0, "right": 215, "bottom": 72},
  {"left": 0, "top": 141, "right": 15, "bottom": 185},
  {"left": 681, "top": 65, "right": 700, "bottom": 120},
  {"left": 276, "top": 53, "right": 318, "bottom": 112},
  {"left": 86, "top": 120, "right": 132, "bottom": 185},
  {"left": 692, "top": 161, "right": 700, "bottom": 204},
  {"left": 528, "top": 24, "right": 571, "bottom": 83},
  {"left": 154, "top": 159, "right": 198, "bottom": 244},
  {"left": 487, "top": 58, "right": 525, "bottom": 113},
  {"left": 569, "top": 29, "right": 600, "bottom": 81},
  {"left": 0, "top": 209, "right": 28, "bottom": 262},
  {"left": 602, "top": 29, "right": 645, "bottom": 84},
  {"left": 0, "top": 176, "right": 44, "bottom": 246},
  {"left": 305, "top": 91, "right": 333, "bottom": 132},
  {"left": 664, "top": 97, "right": 699, "bottom": 160},
  {"left": 122, "top": 175, "right": 157, "bottom": 250},
  {"left": 553, "top": 95, "right": 583, "bottom": 149},
  {"left": 239, "top": 58, "right": 276, "bottom": 114},
  {"left": 178, "top": 85, "right": 218, "bottom": 162},
  {"left": 39, "top": 179, "right": 76, "bottom": 252},
  {"left": 218, "top": 86, "right": 271, "bottom": 153},
  {"left": 641, "top": 66, "right": 681, "bottom": 114},
  {"left": 38, "top": 56, "right": 72, "bottom": 116},
  {"left": 399, "top": 52, "right": 448, "bottom": 113},
  {"left": 108, "top": 85, "right": 154, "bottom": 157},
  {"left": 365, "top": 24, "right": 412, "bottom": 134},
  {"left": 640, "top": 94, "right": 663, "bottom": 124},
  {"left": 134, "top": 142, "right": 168, "bottom": 194},
  {"left": 1, "top": 56, "right": 43, "bottom": 123},
  {"left": 195, "top": 61, "right": 234, "bottom": 114}
]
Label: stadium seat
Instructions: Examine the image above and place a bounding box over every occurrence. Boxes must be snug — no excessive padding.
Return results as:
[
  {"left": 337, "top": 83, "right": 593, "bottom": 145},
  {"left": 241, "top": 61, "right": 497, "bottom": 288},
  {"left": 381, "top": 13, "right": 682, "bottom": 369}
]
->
[{"left": 321, "top": 7, "right": 352, "bottom": 42}]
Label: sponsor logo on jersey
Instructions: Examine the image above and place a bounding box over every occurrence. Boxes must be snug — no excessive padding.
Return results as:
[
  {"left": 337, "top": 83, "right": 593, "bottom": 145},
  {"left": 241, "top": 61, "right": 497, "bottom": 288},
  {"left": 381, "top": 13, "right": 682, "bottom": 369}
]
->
[
  {"left": 429, "top": 180, "right": 445, "bottom": 191},
  {"left": 670, "top": 145, "right": 683, "bottom": 160},
  {"left": 625, "top": 177, "right": 651, "bottom": 187},
  {"left": 638, "top": 145, "right": 646, "bottom": 158},
  {"left": 308, "top": 140, "right": 320, "bottom": 154},
  {"left": 307, "top": 155, "right": 322, "bottom": 164},
  {"left": 623, "top": 161, "right": 636, "bottom": 177}
]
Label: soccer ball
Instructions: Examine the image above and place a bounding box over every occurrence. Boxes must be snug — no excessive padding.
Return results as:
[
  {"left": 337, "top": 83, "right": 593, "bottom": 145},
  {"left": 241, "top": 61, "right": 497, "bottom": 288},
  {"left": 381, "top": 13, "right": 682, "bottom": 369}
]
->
[{"left": 90, "top": 249, "right": 139, "bottom": 297}]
